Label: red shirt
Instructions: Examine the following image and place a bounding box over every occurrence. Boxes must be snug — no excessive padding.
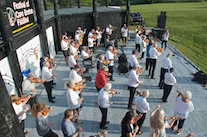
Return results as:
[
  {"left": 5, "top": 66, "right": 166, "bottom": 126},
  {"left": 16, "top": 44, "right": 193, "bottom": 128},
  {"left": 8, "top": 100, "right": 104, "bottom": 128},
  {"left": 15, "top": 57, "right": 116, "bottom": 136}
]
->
[{"left": 95, "top": 69, "right": 107, "bottom": 88}]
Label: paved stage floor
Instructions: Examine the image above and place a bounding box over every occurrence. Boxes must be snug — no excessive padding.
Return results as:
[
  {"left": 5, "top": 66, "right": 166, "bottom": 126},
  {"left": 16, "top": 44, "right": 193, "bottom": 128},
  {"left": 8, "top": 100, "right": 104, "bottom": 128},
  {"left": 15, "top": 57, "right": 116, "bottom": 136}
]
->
[{"left": 25, "top": 32, "right": 207, "bottom": 137}]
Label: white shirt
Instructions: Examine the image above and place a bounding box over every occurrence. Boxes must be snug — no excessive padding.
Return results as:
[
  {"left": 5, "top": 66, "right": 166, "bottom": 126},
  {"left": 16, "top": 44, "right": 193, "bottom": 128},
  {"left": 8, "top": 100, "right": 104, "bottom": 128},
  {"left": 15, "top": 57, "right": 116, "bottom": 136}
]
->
[
  {"left": 164, "top": 72, "right": 177, "bottom": 85},
  {"left": 121, "top": 27, "right": 128, "bottom": 37},
  {"left": 128, "top": 69, "right": 140, "bottom": 87},
  {"left": 161, "top": 57, "right": 172, "bottom": 69},
  {"left": 149, "top": 47, "right": 161, "bottom": 59},
  {"left": 148, "top": 119, "right": 168, "bottom": 137},
  {"left": 69, "top": 45, "right": 77, "bottom": 54},
  {"left": 96, "top": 30, "right": 103, "bottom": 39},
  {"left": 22, "top": 79, "right": 37, "bottom": 97},
  {"left": 163, "top": 32, "right": 169, "bottom": 41},
  {"left": 128, "top": 54, "right": 139, "bottom": 67},
  {"left": 42, "top": 66, "right": 53, "bottom": 82},
  {"left": 61, "top": 40, "right": 69, "bottom": 51},
  {"left": 174, "top": 97, "right": 194, "bottom": 119},
  {"left": 68, "top": 55, "right": 76, "bottom": 68},
  {"left": 98, "top": 88, "right": 112, "bottom": 108},
  {"left": 81, "top": 50, "right": 89, "bottom": 59},
  {"left": 106, "top": 27, "right": 112, "bottom": 35},
  {"left": 75, "top": 34, "right": 80, "bottom": 42},
  {"left": 106, "top": 50, "right": 114, "bottom": 66},
  {"left": 141, "top": 40, "right": 146, "bottom": 52},
  {"left": 66, "top": 88, "right": 82, "bottom": 109},
  {"left": 135, "top": 34, "right": 141, "bottom": 44},
  {"left": 135, "top": 28, "right": 141, "bottom": 34},
  {"left": 135, "top": 95, "right": 150, "bottom": 113},
  {"left": 75, "top": 30, "right": 85, "bottom": 35},
  {"left": 88, "top": 37, "right": 94, "bottom": 47},
  {"left": 69, "top": 69, "right": 82, "bottom": 83},
  {"left": 12, "top": 103, "right": 26, "bottom": 123}
]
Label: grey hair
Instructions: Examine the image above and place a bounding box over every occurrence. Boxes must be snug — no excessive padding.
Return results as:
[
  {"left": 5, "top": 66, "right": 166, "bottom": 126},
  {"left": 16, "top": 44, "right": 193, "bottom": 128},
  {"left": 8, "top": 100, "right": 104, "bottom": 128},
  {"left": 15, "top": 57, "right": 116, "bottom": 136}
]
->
[
  {"left": 64, "top": 79, "right": 75, "bottom": 89},
  {"left": 98, "top": 55, "right": 104, "bottom": 60},
  {"left": 150, "top": 108, "right": 165, "bottom": 130},
  {"left": 183, "top": 91, "right": 192, "bottom": 99},
  {"left": 142, "top": 89, "right": 150, "bottom": 98},
  {"left": 43, "top": 61, "right": 49, "bottom": 67},
  {"left": 70, "top": 50, "right": 76, "bottom": 55},
  {"left": 101, "top": 65, "right": 108, "bottom": 72},
  {"left": 108, "top": 46, "right": 113, "bottom": 50},
  {"left": 104, "top": 83, "right": 112, "bottom": 91}
]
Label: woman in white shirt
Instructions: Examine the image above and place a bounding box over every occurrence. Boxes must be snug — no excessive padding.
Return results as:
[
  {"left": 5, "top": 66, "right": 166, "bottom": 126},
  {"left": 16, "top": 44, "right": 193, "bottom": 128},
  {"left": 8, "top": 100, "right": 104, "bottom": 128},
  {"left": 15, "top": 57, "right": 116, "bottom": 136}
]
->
[
  {"left": 140, "top": 36, "right": 147, "bottom": 60},
  {"left": 10, "top": 94, "right": 31, "bottom": 136},
  {"left": 149, "top": 105, "right": 179, "bottom": 137},
  {"left": 171, "top": 91, "right": 194, "bottom": 135},
  {"left": 96, "top": 26, "right": 105, "bottom": 47},
  {"left": 65, "top": 79, "right": 84, "bottom": 123},
  {"left": 161, "top": 29, "right": 169, "bottom": 50}
]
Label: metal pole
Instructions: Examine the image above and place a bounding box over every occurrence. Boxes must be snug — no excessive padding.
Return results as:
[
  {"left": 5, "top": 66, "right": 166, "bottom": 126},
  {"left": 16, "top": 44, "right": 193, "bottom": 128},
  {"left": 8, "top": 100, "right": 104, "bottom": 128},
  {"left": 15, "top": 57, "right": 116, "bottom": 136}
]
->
[
  {"left": 106, "top": 0, "right": 109, "bottom": 7},
  {"left": 78, "top": 0, "right": 81, "bottom": 8},
  {"left": 126, "top": 0, "right": 130, "bottom": 26},
  {"left": 44, "top": 0, "right": 48, "bottom": 11},
  {"left": 93, "top": 0, "right": 98, "bottom": 28}
]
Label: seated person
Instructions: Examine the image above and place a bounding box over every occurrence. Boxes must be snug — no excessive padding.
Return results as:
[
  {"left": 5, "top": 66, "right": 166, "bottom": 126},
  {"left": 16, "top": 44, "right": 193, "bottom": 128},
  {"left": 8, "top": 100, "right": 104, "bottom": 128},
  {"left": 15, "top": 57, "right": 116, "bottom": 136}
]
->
[
  {"left": 81, "top": 46, "right": 94, "bottom": 65},
  {"left": 68, "top": 50, "right": 77, "bottom": 69}
]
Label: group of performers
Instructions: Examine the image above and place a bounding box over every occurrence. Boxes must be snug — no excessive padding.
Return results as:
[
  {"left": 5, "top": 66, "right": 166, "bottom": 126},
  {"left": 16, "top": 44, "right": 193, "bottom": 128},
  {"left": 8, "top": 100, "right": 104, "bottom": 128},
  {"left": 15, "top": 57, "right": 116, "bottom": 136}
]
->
[{"left": 9, "top": 24, "right": 194, "bottom": 137}]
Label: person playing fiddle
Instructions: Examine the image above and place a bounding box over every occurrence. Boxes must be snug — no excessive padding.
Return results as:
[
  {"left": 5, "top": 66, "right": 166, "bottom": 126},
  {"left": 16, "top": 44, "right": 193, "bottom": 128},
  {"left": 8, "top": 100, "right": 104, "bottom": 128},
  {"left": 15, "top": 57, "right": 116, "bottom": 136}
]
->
[
  {"left": 121, "top": 23, "right": 129, "bottom": 47},
  {"left": 68, "top": 50, "right": 77, "bottom": 70},
  {"left": 61, "top": 36, "right": 71, "bottom": 65},
  {"left": 31, "top": 103, "right": 58, "bottom": 137},
  {"left": 128, "top": 50, "right": 140, "bottom": 70},
  {"left": 106, "top": 46, "right": 118, "bottom": 81},
  {"left": 106, "top": 24, "right": 116, "bottom": 37},
  {"left": 65, "top": 79, "right": 84, "bottom": 124},
  {"left": 61, "top": 109, "right": 83, "bottom": 137},
  {"left": 171, "top": 91, "right": 194, "bottom": 135},
  {"left": 88, "top": 33, "right": 96, "bottom": 53},
  {"left": 70, "top": 41, "right": 80, "bottom": 55},
  {"left": 40, "top": 54, "right": 57, "bottom": 71},
  {"left": 81, "top": 46, "right": 95, "bottom": 66},
  {"left": 22, "top": 72, "right": 46, "bottom": 108},
  {"left": 97, "top": 54, "right": 105, "bottom": 70},
  {"left": 128, "top": 63, "right": 144, "bottom": 110},
  {"left": 96, "top": 26, "right": 105, "bottom": 47},
  {"left": 10, "top": 94, "right": 31, "bottom": 137},
  {"left": 148, "top": 105, "right": 179, "bottom": 137}
]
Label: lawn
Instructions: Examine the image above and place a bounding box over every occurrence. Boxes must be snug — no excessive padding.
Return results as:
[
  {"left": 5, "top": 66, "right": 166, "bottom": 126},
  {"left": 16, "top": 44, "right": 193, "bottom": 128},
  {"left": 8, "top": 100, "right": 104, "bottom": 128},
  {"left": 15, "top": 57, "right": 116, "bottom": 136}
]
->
[{"left": 121, "top": 2, "right": 207, "bottom": 74}]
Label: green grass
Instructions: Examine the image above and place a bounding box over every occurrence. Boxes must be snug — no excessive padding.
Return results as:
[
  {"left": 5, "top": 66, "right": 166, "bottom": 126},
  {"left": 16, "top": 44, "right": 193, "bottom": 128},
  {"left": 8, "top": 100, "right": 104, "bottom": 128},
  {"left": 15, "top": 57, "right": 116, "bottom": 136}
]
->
[{"left": 121, "top": 2, "right": 207, "bottom": 74}]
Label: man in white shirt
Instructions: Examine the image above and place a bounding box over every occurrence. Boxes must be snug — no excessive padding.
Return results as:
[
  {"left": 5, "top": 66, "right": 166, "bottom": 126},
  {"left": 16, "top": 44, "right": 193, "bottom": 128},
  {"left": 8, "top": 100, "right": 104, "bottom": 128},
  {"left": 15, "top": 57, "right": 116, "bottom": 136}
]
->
[
  {"left": 61, "top": 37, "right": 70, "bottom": 65},
  {"left": 75, "top": 26, "right": 86, "bottom": 35},
  {"left": 128, "top": 50, "right": 139, "bottom": 70},
  {"left": 135, "top": 32, "right": 142, "bottom": 52},
  {"left": 128, "top": 63, "right": 144, "bottom": 110},
  {"left": 69, "top": 64, "right": 86, "bottom": 85},
  {"left": 106, "top": 46, "right": 118, "bottom": 81},
  {"left": 158, "top": 53, "right": 172, "bottom": 88},
  {"left": 81, "top": 46, "right": 94, "bottom": 65},
  {"left": 68, "top": 50, "right": 77, "bottom": 69},
  {"left": 105, "top": 24, "right": 114, "bottom": 36},
  {"left": 135, "top": 89, "right": 150, "bottom": 135},
  {"left": 88, "top": 33, "right": 96, "bottom": 52},
  {"left": 98, "top": 83, "right": 118, "bottom": 129},
  {"left": 42, "top": 61, "right": 57, "bottom": 103},
  {"left": 121, "top": 23, "right": 129, "bottom": 47},
  {"left": 162, "top": 68, "right": 177, "bottom": 102},
  {"left": 148, "top": 44, "right": 161, "bottom": 79},
  {"left": 161, "top": 29, "right": 169, "bottom": 50},
  {"left": 22, "top": 72, "right": 45, "bottom": 108}
]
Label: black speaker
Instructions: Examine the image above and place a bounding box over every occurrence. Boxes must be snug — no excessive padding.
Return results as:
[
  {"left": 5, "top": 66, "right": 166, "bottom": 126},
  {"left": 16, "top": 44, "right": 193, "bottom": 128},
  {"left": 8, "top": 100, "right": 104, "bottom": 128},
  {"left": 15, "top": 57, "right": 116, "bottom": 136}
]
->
[
  {"left": 118, "top": 62, "right": 128, "bottom": 73},
  {"left": 157, "top": 11, "right": 167, "bottom": 29},
  {"left": 192, "top": 71, "right": 207, "bottom": 84},
  {"left": 157, "top": 30, "right": 166, "bottom": 40}
]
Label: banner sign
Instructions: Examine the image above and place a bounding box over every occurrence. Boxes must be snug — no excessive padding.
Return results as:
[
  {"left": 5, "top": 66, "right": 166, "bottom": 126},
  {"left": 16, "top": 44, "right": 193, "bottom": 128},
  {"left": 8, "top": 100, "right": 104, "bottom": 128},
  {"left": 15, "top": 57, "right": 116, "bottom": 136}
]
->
[{"left": 6, "top": 0, "right": 35, "bottom": 34}]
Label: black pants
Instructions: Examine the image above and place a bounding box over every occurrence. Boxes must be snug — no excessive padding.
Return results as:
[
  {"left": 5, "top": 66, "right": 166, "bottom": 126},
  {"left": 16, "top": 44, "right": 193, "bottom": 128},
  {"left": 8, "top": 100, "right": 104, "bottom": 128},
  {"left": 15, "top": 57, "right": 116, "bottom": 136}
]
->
[
  {"left": 43, "top": 81, "right": 53, "bottom": 101},
  {"left": 148, "top": 59, "right": 157, "bottom": 78},
  {"left": 161, "top": 40, "right": 167, "bottom": 49},
  {"left": 158, "top": 68, "right": 168, "bottom": 87},
  {"left": 173, "top": 118, "right": 186, "bottom": 129},
  {"left": 136, "top": 44, "right": 140, "bottom": 52},
  {"left": 145, "top": 58, "right": 151, "bottom": 70},
  {"left": 162, "top": 84, "right": 173, "bottom": 102},
  {"left": 128, "top": 86, "right": 136, "bottom": 108},
  {"left": 27, "top": 94, "right": 39, "bottom": 109},
  {"left": 20, "top": 120, "right": 25, "bottom": 131},
  {"left": 108, "top": 66, "right": 113, "bottom": 80},
  {"left": 96, "top": 86, "right": 101, "bottom": 92},
  {"left": 43, "top": 129, "right": 58, "bottom": 137},
  {"left": 140, "top": 51, "right": 145, "bottom": 59},
  {"left": 99, "top": 106, "right": 108, "bottom": 128},
  {"left": 136, "top": 111, "right": 146, "bottom": 132}
]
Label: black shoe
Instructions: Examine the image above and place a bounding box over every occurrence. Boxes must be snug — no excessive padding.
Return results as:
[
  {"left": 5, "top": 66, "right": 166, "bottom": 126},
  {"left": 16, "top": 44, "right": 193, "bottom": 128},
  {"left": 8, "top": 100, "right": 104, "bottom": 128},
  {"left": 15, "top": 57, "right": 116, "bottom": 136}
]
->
[
  {"left": 162, "top": 100, "right": 168, "bottom": 103},
  {"left": 49, "top": 100, "right": 55, "bottom": 103},
  {"left": 52, "top": 97, "right": 56, "bottom": 99},
  {"left": 52, "top": 83, "right": 56, "bottom": 85},
  {"left": 100, "top": 126, "right": 108, "bottom": 129},
  {"left": 106, "top": 121, "right": 110, "bottom": 124}
]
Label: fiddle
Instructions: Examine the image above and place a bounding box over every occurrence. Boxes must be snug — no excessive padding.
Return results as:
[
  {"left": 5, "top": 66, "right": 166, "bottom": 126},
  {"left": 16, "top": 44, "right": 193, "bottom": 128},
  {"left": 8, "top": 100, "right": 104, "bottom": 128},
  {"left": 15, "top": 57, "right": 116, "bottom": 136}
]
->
[
  {"left": 16, "top": 95, "right": 27, "bottom": 105},
  {"left": 74, "top": 84, "right": 84, "bottom": 90},
  {"left": 110, "top": 88, "right": 120, "bottom": 94},
  {"left": 164, "top": 116, "right": 176, "bottom": 120},
  {"left": 47, "top": 58, "right": 54, "bottom": 62},
  {"left": 75, "top": 43, "right": 80, "bottom": 48},
  {"left": 74, "top": 55, "right": 81, "bottom": 60},
  {"left": 30, "top": 77, "right": 42, "bottom": 83},
  {"left": 131, "top": 113, "right": 143, "bottom": 124},
  {"left": 156, "top": 48, "right": 163, "bottom": 52},
  {"left": 112, "top": 49, "right": 120, "bottom": 54},
  {"left": 136, "top": 90, "right": 142, "bottom": 96},
  {"left": 102, "top": 60, "right": 110, "bottom": 64},
  {"left": 42, "top": 106, "right": 52, "bottom": 116}
]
